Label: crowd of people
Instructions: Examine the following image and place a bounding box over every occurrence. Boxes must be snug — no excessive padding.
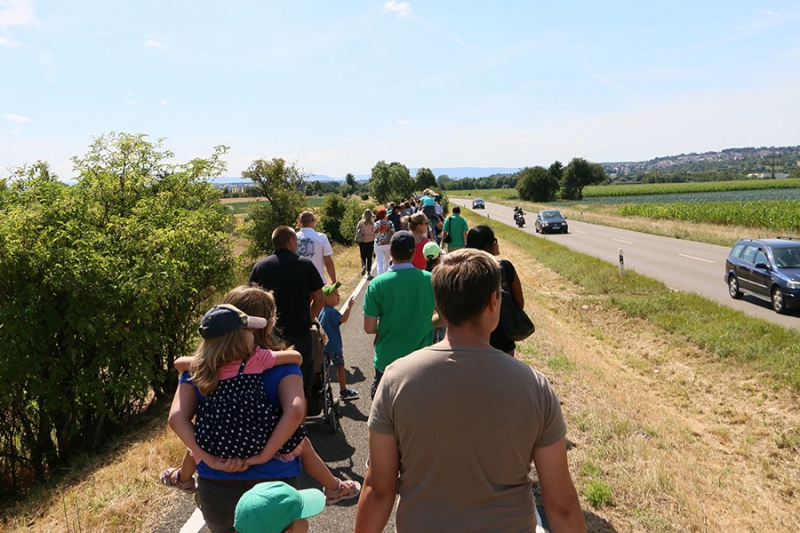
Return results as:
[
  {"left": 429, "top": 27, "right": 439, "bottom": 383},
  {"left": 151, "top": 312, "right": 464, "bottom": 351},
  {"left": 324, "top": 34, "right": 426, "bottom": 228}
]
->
[{"left": 161, "top": 200, "right": 586, "bottom": 533}]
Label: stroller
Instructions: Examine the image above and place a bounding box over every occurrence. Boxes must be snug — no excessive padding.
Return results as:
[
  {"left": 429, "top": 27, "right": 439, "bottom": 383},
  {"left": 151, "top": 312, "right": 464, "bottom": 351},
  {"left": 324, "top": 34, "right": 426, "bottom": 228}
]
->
[{"left": 306, "top": 321, "right": 341, "bottom": 433}]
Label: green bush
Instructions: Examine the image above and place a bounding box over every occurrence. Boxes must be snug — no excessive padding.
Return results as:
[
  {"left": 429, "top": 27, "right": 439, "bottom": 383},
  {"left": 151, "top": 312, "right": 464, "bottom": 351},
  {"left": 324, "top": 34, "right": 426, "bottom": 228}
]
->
[{"left": 0, "top": 133, "right": 235, "bottom": 497}]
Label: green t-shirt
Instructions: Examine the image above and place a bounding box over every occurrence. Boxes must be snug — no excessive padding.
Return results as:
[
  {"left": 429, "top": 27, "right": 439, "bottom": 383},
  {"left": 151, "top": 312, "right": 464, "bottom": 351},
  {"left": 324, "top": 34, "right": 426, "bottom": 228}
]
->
[
  {"left": 443, "top": 214, "right": 469, "bottom": 248},
  {"left": 363, "top": 266, "right": 435, "bottom": 371}
]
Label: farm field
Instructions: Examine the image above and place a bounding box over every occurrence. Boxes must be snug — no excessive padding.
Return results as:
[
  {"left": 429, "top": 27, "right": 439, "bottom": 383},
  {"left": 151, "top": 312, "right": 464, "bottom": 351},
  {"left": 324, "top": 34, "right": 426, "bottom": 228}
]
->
[
  {"left": 617, "top": 200, "right": 800, "bottom": 232},
  {"left": 583, "top": 177, "right": 800, "bottom": 198}
]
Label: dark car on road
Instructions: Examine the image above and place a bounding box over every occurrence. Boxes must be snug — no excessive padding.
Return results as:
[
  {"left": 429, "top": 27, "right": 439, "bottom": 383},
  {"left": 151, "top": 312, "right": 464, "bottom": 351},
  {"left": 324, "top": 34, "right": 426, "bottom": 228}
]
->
[
  {"left": 534, "top": 209, "right": 568, "bottom": 234},
  {"left": 472, "top": 198, "right": 485, "bottom": 209},
  {"left": 725, "top": 237, "right": 800, "bottom": 314}
]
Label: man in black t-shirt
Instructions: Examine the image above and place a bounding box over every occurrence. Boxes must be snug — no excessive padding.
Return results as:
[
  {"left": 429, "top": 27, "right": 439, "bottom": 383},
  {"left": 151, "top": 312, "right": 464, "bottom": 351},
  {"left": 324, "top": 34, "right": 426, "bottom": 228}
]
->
[{"left": 248, "top": 225, "right": 324, "bottom": 399}]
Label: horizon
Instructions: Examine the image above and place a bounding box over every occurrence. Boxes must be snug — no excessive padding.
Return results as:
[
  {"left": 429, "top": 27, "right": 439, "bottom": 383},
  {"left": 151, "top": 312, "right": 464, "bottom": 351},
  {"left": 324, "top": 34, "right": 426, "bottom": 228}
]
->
[{"left": 2, "top": 2, "right": 799, "bottom": 180}]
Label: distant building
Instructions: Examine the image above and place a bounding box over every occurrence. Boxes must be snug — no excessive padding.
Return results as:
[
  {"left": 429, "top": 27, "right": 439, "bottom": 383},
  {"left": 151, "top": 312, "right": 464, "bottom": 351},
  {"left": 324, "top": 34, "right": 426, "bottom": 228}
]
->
[{"left": 747, "top": 172, "right": 789, "bottom": 179}]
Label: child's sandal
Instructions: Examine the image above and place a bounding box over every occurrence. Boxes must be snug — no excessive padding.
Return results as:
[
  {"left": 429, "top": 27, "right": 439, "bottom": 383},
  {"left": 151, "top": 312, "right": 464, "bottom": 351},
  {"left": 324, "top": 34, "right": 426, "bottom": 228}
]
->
[
  {"left": 323, "top": 478, "right": 361, "bottom": 505},
  {"left": 159, "top": 467, "right": 197, "bottom": 494}
]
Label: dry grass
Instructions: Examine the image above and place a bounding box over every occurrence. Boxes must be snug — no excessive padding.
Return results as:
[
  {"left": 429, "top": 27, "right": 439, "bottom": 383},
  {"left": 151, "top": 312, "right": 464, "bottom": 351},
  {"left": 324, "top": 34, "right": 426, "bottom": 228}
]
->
[
  {"left": 499, "top": 242, "right": 800, "bottom": 532},
  {"left": 4, "top": 216, "right": 800, "bottom": 532}
]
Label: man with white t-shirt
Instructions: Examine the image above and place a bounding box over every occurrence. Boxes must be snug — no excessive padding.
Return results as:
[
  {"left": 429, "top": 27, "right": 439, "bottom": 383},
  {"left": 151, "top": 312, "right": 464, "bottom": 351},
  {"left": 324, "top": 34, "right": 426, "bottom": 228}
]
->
[{"left": 296, "top": 211, "right": 337, "bottom": 284}]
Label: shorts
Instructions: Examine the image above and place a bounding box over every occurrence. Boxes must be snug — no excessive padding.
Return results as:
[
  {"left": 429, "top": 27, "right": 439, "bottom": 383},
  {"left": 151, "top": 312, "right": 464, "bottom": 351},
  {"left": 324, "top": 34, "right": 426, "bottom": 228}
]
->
[{"left": 324, "top": 351, "right": 344, "bottom": 367}]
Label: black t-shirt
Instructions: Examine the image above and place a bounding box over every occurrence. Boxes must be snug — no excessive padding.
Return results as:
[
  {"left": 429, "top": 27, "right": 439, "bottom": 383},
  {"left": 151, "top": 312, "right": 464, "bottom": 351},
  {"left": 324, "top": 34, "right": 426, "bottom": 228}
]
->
[{"left": 248, "top": 248, "right": 324, "bottom": 339}]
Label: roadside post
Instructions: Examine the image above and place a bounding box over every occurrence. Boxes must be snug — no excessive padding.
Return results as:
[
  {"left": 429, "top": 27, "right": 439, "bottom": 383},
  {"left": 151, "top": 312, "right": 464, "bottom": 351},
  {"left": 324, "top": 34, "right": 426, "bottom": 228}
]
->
[{"left": 618, "top": 248, "right": 624, "bottom": 276}]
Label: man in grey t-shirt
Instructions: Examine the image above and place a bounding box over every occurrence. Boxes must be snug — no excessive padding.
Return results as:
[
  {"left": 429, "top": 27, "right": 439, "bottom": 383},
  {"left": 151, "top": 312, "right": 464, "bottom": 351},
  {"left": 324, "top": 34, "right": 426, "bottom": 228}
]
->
[{"left": 354, "top": 249, "right": 585, "bottom": 533}]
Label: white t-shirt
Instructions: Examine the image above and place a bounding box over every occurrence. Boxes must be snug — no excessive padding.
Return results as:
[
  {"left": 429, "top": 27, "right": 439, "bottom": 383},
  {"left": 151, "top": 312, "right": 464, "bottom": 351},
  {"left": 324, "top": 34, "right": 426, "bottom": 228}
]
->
[{"left": 296, "top": 227, "right": 334, "bottom": 283}]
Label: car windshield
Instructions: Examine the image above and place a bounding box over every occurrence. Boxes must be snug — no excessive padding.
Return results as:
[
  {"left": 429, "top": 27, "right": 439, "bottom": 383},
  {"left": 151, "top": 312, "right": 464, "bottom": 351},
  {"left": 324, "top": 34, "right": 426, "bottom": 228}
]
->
[
  {"left": 773, "top": 247, "right": 800, "bottom": 268},
  {"left": 542, "top": 211, "right": 562, "bottom": 219}
]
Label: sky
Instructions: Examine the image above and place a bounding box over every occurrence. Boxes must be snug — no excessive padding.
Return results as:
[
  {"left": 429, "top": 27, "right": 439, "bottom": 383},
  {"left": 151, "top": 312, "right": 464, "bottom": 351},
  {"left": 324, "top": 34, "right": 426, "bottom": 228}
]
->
[{"left": 2, "top": 1, "right": 800, "bottom": 180}]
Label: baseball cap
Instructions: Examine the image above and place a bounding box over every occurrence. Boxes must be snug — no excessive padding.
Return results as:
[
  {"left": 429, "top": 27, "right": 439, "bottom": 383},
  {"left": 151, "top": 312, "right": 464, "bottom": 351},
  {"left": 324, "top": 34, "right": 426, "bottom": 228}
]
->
[
  {"left": 422, "top": 241, "right": 441, "bottom": 260},
  {"left": 322, "top": 281, "right": 342, "bottom": 297},
  {"left": 390, "top": 230, "right": 416, "bottom": 254},
  {"left": 198, "top": 304, "right": 267, "bottom": 339},
  {"left": 234, "top": 482, "right": 326, "bottom": 533}
]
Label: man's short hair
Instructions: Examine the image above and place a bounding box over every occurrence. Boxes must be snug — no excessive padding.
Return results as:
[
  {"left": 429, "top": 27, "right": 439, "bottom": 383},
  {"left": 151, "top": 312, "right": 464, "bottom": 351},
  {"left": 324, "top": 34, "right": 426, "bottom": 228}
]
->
[
  {"left": 452, "top": 205, "right": 461, "bottom": 214},
  {"left": 298, "top": 211, "right": 316, "bottom": 227},
  {"left": 271, "top": 225, "right": 297, "bottom": 249},
  {"left": 432, "top": 249, "right": 500, "bottom": 326}
]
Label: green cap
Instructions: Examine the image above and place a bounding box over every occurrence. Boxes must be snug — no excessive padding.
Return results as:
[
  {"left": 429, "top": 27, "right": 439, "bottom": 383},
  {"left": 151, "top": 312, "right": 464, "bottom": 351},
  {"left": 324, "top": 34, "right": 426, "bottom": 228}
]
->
[
  {"left": 422, "top": 241, "right": 441, "bottom": 260},
  {"left": 234, "top": 482, "right": 326, "bottom": 533},
  {"left": 322, "top": 281, "right": 342, "bottom": 298}
]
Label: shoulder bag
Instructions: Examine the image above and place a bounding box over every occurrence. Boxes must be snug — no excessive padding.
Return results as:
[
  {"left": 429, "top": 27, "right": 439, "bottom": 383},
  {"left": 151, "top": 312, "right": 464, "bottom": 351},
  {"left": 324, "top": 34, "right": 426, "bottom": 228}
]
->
[
  {"left": 354, "top": 224, "right": 364, "bottom": 243},
  {"left": 499, "top": 262, "right": 535, "bottom": 341}
]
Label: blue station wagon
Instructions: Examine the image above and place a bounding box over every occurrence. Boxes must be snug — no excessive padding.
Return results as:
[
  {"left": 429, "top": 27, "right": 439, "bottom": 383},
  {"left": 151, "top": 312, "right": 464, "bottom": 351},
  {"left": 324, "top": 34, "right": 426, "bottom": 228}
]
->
[{"left": 724, "top": 237, "right": 800, "bottom": 314}]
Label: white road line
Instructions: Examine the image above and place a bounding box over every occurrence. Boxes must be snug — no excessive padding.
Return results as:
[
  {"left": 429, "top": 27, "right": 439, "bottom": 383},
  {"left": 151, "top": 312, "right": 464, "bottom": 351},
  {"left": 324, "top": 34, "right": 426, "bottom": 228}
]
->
[
  {"left": 572, "top": 229, "right": 587, "bottom": 234},
  {"left": 613, "top": 239, "right": 632, "bottom": 244},
  {"left": 181, "top": 508, "right": 205, "bottom": 533},
  {"left": 678, "top": 253, "right": 715, "bottom": 264}
]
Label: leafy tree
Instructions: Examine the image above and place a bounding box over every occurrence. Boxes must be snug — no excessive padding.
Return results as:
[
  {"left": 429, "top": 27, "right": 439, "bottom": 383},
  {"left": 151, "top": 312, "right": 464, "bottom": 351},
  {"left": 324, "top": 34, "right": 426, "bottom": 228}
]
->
[
  {"left": 345, "top": 172, "right": 358, "bottom": 191},
  {"left": 561, "top": 157, "right": 607, "bottom": 200},
  {"left": 338, "top": 198, "right": 368, "bottom": 244},
  {"left": 0, "top": 133, "right": 234, "bottom": 493},
  {"left": 340, "top": 184, "right": 354, "bottom": 198},
  {"left": 368, "top": 160, "right": 414, "bottom": 204},
  {"left": 242, "top": 158, "right": 307, "bottom": 260},
  {"left": 312, "top": 180, "right": 323, "bottom": 196},
  {"left": 437, "top": 174, "right": 452, "bottom": 190},
  {"left": 415, "top": 167, "right": 437, "bottom": 190},
  {"left": 317, "top": 194, "right": 348, "bottom": 244},
  {"left": 517, "top": 166, "right": 560, "bottom": 202}
]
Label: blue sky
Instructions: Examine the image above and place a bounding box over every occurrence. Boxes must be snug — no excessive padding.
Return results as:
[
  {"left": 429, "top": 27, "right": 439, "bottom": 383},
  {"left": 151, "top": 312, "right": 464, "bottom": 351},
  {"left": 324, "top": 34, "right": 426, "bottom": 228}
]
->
[{"left": 2, "top": 1, "right": 799, "bottom": 180}]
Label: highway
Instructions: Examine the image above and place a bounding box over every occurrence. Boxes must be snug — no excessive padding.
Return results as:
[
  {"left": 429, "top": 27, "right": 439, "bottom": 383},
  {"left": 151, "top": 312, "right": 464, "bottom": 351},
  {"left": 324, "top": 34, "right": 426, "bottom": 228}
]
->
[{"left": 453, "top": 198, "right": 800, "bottom": 332}]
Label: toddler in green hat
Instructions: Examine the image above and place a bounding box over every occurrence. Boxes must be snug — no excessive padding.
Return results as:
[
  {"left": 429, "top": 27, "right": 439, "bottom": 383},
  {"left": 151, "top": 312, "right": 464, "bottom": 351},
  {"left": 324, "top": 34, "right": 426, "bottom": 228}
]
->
[{"left": 234, "top": 481, "right": 325, "bottom": 533}]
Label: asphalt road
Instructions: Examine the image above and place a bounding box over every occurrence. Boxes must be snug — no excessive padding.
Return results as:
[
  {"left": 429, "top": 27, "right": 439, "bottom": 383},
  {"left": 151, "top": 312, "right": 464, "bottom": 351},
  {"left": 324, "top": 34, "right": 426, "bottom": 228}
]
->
[{"left": 455, "top": 198, "right": 800, "bottom": 332}]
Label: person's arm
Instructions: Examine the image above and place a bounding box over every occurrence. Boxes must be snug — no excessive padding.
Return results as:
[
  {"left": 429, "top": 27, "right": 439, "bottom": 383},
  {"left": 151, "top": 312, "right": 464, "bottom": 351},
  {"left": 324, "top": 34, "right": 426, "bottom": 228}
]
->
[
  {"left": 532, "top": 438, "right": 587, "bottom": 532},
  {"left": 310, "top": 288, "right": 324, "bottom": 320},
  {"left": 364, "top": 316, "right": 378, "bottom": 335},
  {"left": 167, "top": 381, "right": 248, "bottom": 472},
  {"left": 173, "top": 356, "right": 195, "bottom": 372},
  {"left": 353, "top": 430, "right": 400, "bottom": 533},
  {"left": 273, "top": 349, "right": 302, "bottom": 367},
  {"left": 247, "top": 373, "right": 306, "bottom": 466},
  {"left": 510, "top": 270, "right": 525, "bottom": 309},
  {"left": 324, "top": 254, "right": 337, "bottom": 284},
  {"left": 339, "top": 295, "right": 356, "bottom": 324}
]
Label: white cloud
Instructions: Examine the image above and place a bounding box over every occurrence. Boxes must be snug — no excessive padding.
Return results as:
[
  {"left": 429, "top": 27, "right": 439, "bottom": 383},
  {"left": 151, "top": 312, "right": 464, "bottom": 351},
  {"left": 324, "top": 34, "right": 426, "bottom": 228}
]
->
[
  {"left": 3, "top": 113, "right": 31, "bottom": 123},
  {"left": 397, "top": 119, "right": 410, "bottom": 125},
  {"left": 0, "top": 36, "right": 20, "bottom": 46},
  {"left": 0, "top": 0, "right": 36, "bottom": 27},
  {"left": 144, "top": 39, "right": 162, "bottom": 47},
  {"left": 125, "top": 100, "right": 137, "bottom": 105},
  {"left": 384, "top": 1, "right": 411, "bottom": 18},
  {"left": 160, "top": 100, "right": 170, "bottom": 106}
]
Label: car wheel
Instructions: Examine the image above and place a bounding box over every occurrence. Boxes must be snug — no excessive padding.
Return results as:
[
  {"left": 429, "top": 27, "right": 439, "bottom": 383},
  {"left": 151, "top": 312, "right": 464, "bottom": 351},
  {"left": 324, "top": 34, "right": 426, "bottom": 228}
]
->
[
  {"left": 772, "top": 287, "right": 786, "bottom": 314},
  {"left": 535, "top": 226, "right": 540, "bottom": 233},
  {"left": 727, "top": 275, "right": 743, "bottom": 299},
  {"left": 562, "top": 227, "right": 568, "bottom": 234}
]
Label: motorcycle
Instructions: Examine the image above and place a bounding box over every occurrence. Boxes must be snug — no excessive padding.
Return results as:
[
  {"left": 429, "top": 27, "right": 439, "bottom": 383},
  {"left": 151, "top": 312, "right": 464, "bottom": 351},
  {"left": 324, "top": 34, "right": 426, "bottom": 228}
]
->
[{"left": 513, "top": 207, "right": 525, "bottom": 228}]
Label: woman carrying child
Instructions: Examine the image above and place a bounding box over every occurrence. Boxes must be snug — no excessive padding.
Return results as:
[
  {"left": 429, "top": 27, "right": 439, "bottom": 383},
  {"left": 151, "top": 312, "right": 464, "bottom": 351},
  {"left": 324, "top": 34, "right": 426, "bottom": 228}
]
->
[{"left": 165, "top": 285, "right": 359, "bottom": 533}]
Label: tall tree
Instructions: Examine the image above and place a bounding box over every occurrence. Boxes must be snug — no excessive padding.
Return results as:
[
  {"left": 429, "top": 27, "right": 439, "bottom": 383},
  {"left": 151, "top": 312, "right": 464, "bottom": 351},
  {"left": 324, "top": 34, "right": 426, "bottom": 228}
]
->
[
  {"left": 345, "top": 172, "right": 357, "bottom": 190},
  {"left": 369, "top": 160, "right": 414, "bottom": 204},
  {"left": 242, "top": 158, "right": 307, "bottom": 259},
  {"left": 517, "top": 166, "right": 560, "bottom": 202},
  {"left": 561, "top": 158, "right": 607, "bottom": 200},
  {"left": 437, "top": 174, "right": 452, "bottom": 190},
  {"left": 415, "top": 167, "right": 437, "bottom": 190}
]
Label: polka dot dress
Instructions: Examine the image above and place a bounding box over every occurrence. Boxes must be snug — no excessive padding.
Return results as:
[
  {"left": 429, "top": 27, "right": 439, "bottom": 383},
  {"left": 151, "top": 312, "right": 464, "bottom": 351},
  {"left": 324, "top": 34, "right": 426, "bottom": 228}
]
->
[{"left": 195, "top": 361, "right": 306, "bottom": 458}]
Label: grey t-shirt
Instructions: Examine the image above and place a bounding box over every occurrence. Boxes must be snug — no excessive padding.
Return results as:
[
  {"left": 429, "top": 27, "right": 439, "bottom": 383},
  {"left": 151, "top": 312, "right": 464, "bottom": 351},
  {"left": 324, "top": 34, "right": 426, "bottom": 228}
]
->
[{"left": 369, "top": 345, "right": 567, "bottom": 533}]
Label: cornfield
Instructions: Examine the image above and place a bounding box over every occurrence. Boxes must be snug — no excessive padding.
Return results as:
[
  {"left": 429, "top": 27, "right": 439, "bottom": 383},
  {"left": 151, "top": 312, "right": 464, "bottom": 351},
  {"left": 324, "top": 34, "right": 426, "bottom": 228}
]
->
[{"left": 617, "top": 200, "right": 800, "bottom": 232}]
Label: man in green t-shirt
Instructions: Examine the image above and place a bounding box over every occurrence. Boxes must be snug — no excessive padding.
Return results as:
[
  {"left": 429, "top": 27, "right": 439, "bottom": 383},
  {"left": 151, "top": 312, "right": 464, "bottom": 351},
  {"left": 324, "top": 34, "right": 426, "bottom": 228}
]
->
[
  {"left": 363, "top": 230, "right": 439, "bottom": 398},
  {"left": 441, "top": 205, "right": 469, "bottom": 251}
]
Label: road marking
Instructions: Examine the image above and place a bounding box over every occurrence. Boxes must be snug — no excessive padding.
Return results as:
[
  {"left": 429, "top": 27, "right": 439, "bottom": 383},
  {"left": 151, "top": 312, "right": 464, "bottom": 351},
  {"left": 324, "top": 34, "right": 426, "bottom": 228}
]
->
[
  {"left": 613, "top": 239, "right": 632, "bottom": 244},
  {"left": 181, "top": 508, "right": 205, "bottom": 533},
  {"left": 572, "top": 229, "right": 587, "bottom": 234},
  {"left": 678, "top": 253, "right": 715, "bottom": 264}
]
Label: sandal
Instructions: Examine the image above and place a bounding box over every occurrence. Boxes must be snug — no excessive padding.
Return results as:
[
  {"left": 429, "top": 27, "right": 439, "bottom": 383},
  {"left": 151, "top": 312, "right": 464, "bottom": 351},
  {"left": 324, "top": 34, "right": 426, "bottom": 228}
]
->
[
  {"left": 159, "top": 467, "right": 197, "bottom": 494},
  {"left": 323, "top": 478, "right": 362, "bottom": 505}
]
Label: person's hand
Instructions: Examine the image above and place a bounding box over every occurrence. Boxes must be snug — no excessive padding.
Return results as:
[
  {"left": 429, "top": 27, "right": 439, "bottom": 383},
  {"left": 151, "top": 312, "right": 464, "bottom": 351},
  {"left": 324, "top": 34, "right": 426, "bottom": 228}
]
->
[{"left": 205, "top": 456, "right": 249, "bottom": 472}]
